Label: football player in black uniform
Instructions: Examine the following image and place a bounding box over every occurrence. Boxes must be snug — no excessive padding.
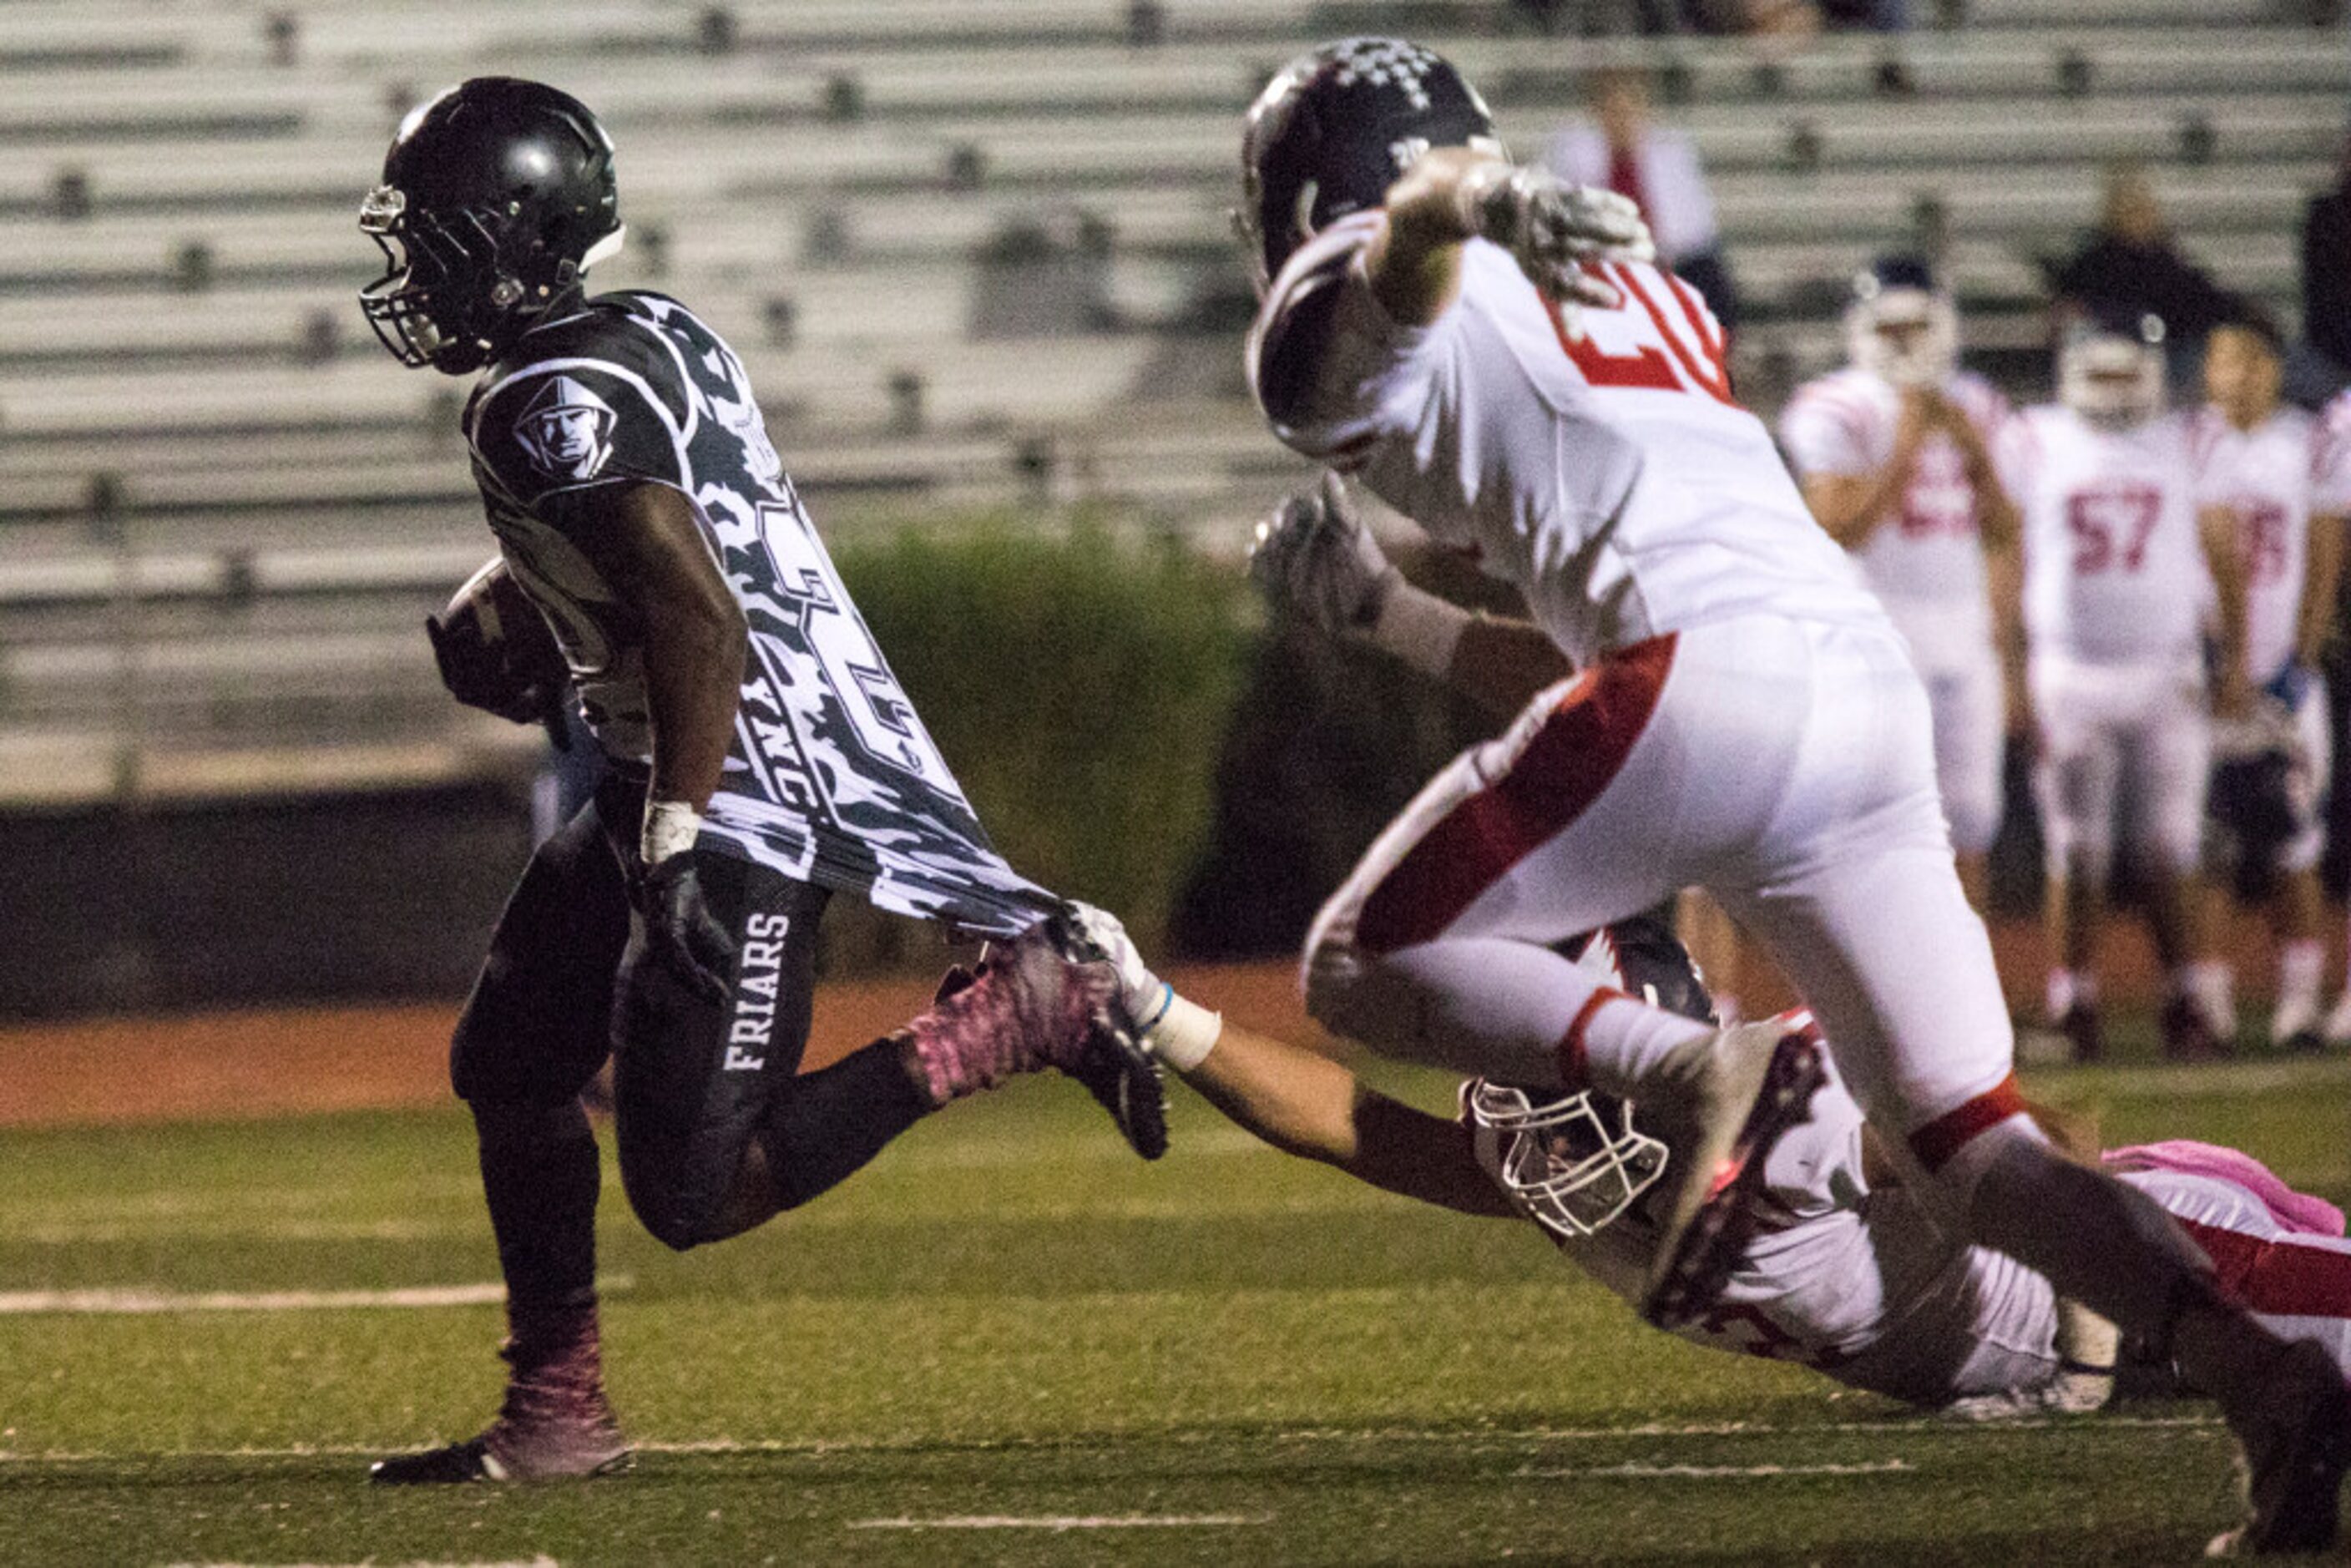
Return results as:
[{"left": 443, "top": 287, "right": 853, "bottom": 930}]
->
[{"left": 356, "top": 78, "right": 1165, "bottom": 1484}]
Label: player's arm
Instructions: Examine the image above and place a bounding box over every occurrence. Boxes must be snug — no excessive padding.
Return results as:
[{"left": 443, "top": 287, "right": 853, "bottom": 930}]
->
[
  {"left": 1368, "top": 148, "right": 1652, "bottom": 327},
  {"left": 1795, "top": 392, "right": 1938, "bottom": 549},
  {"left": 565, "top": 480, "right": 748, "bottom": 995},
  {"left": 1183, "top": 1017, "right": 1521, "bottom": 1218},
  {"left": 2298, "top": 510, "right": 2345, "bottom": 668},
  {"left": 1251, "top": 473, "right": 1572, "bottom": 717},
  {"left": 1071, "top": 906, "right": 1518, "bottom": 1218},
  {"left": 2199, "top": 503, "right": 2254, "bottom": 719},
  {"left": 567, "top": 482, "right": 746, "bottom": 830}
]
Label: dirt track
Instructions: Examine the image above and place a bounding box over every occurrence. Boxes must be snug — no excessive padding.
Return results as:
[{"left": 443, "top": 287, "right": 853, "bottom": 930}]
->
[{"left": 0, "top": 918, "right": 2323, "bottom": 1129}]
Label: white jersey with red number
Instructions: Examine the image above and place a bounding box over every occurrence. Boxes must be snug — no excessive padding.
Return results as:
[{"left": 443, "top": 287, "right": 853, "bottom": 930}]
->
[
  {"left": 1778, "top": 368, "right": 2011, "bottom": 673},
  {"left": 1999, "top": 406, "right": 2209, "bottom": 665},
  {"left": 2189, "top": 405, "right": 2322, "bottom": 684},
  {"left": 1248, "top": 213, "right": 1887, "bottom": 668}
]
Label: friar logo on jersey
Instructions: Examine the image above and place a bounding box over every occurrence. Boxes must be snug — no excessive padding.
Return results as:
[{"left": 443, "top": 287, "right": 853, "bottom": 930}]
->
[{"left": 513, "top": 375, "right": 618, "bottom": 482}]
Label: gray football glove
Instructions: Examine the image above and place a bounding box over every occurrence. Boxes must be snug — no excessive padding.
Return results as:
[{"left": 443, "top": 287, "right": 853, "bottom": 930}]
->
[
  {"left": 1248, "top": 472, "right": 1398, "bottom": 639},
  {"left": 1457, "top": 165, "right": 1656, "bottom": 309}
]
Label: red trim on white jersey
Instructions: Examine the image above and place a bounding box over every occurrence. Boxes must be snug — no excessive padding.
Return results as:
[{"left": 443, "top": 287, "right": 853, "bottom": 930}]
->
[{"left": 1354, "top": 633, "right": 1679, "bottom": 954}]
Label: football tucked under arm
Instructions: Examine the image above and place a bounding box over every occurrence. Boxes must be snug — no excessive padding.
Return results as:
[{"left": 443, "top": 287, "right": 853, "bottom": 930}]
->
[{"left": 426, "top": 556, "right": 572, "bottom": 736}]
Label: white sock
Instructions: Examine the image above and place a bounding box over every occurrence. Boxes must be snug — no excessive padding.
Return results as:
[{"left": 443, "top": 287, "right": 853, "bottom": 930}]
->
[
  {"left": 1573, "top": 993, "right": 1716, "bottom": 1099},
  {"left": 1310, "top": 934, "right": 1707, "bottom": 1090},
  {"left": 2278, "top": 940, "right": 2325, "bottom": 1014},
  {"left": 2181, "top": 959, "right": 2235, "bottom": 1034},
  {"left": 2046, "top": 968, "right": 2095, "bottom": 1019}
]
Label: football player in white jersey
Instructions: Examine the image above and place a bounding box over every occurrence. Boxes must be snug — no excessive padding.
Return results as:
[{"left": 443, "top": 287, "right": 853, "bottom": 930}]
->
[
  {"left": 1074, "top": 903, "right": 2351, "bottom": 1449},
  {"left": 2191, "top": 312, "right": 2345, "bottom": 1050},
  {"left": 1999, "top": 312, "right": 2247, "bottom": 1063},
  {"left": 1781, "top": 256, "right": 2020, "bottom": 910},
  {"left": 1232, "top": 38, "right": 2348, "bottom": 1550}
]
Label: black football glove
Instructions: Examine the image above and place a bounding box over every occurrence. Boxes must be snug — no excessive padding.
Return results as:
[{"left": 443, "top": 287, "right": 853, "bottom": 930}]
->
[{"left": 628, "top": 856, "right": 736, "bottom": 1004}]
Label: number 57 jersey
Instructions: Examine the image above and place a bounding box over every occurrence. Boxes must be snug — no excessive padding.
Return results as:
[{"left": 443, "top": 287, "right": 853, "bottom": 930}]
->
[
  {"left": 1246, "top": 213, "right": 1887, "bottom": 666},
  {"left": 1996, "top": 405, "right": 2207, "bottom": 666}
]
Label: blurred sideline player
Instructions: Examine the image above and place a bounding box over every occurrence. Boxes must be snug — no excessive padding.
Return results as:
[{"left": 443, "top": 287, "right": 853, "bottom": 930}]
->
[
  {"left": 1236, "top": 38, "right": 2347, "bottom": 1551},
  {"left": 355, "top": 78, "right": 1161, "bottom": 1484},
  {"left": 1781, "top": 255, "right": 2020, "bottom": 910},
  {"left": 2190, "top": 312, "right": 2347, "bottom": 1050},
  {"left": 1998, "top": 311, "right": 2247, "bottom": 1062},
  {"left": 1079, "top": 903, "right": 2351, "bottom": 1426}
]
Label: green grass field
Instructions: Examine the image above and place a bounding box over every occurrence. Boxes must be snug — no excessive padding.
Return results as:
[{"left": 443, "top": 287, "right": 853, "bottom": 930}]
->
[{"left": 3, "top": 1035, "right": 2348, "bottom": 1567}]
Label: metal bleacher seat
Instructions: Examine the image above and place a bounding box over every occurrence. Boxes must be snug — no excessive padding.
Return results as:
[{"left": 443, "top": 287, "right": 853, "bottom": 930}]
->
[{"left": 0, "top": 0, "right": 2343, "bottom": 800}]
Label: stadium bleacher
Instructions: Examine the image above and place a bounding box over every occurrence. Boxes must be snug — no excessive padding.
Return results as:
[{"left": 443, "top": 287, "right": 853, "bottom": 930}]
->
[{"left": 0, "top": 0, "right": 2342, "bottom": 801}]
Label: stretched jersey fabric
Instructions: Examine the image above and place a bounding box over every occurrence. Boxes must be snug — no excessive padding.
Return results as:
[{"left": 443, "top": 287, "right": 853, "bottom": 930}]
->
[
  {"left": 2319, "top": 391, "right": 2351, "bottom": 517},
  {"left": 2188, "top": 405, "right": 2323, "bottom": 684},
  {"left": 1248, "top": 213, "right": 1887, "bottom": 669},
  {"left": 465, "top": 291, "right": 1052, "bottom": 933},
  {"left": 1998, "top": 407, "right": 2208, "bottom": 666},
  {"left": 1779, "top": 367, "right": 2011, "bottom": 674}
]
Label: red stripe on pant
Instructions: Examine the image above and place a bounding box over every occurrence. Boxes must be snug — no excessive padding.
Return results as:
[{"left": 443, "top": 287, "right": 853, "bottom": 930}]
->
[
  {"left": 1907, "top": 1074, "right": 2028, "bottom": 1172},
  {"left": 2177, "top": 1219, "right": 2351, "bottom": 1318},
  {"left": 1353, "top": 633, "right": 1678, "bottom": 957}
]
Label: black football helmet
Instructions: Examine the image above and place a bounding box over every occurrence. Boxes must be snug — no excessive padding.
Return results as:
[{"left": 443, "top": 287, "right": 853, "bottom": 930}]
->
[
  {"left": 1238, "top": 38, "right": 1503, "bottom": 289},
  {"left": 359, "top": 78, "right": 624, "bottom": 374}
]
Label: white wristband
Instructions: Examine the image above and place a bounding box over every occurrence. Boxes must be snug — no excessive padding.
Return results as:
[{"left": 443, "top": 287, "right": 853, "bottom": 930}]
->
[
  {"left": 641, "top": 799, "right": 704, "bottom": 866},
  {"left": 1368, "top": 581, "right": 1473, "bottom": 681},
  {"left": 1145, "top": 990, "right": 1224, "bottom": 1074}
]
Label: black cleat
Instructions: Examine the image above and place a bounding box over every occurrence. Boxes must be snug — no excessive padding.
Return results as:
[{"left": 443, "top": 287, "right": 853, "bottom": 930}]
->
[
  {"left": 1641, "top": 1025, "right": 1828, "bottom": 1331},
  {"left": 2207, "top": 1339, "right": 2351, "bottom": 1556},
  {"left": 371, "top": 1390, "right": 629, "bottom": 1485}
]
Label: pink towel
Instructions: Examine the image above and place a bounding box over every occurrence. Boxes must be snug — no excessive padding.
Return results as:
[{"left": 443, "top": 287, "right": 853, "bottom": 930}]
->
[{"left": 2104, "top": 1140, "right": 2346, "bottom": 1238}]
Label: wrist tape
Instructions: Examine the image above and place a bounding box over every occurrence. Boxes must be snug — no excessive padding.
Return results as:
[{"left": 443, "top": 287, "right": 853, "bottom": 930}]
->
[{"left": 641, "top": 799, "right": 704, "bottom": 867}]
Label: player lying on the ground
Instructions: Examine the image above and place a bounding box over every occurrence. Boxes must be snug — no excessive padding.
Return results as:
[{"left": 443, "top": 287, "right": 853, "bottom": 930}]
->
[
  {"left": 354, "top": 78, "right": 1163, "bottom": 1485},
  {"left": 1076, "top": 903, "right": 2351, "bottom": 1419},
  {"left": 1236, "top": 38, "right": 2345, "bottom": 1550}
]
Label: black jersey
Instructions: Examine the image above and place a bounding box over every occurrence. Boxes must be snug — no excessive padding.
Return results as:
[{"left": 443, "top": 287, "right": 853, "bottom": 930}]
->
[{"left": 465, "top": 291, "right": 1049, "bottom": 933}]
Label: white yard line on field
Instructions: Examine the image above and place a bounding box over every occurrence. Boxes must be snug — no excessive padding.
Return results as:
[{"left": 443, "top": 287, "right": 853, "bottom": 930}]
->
[
  {"left": 164, "top": 1559, "right": 559, "bottom": 1568},
  {"left": 848, "top": 1515, "right": 1267, "bottom": 1531},
  {"left": 1521, "top": 1459, "right": 1917, "bottom": 1478},
  {"left": 0, "top": 1414, "right": 2225, "bottom": 1466},
  {"left": 0, "top": 1276, "right": 629, "bottom": 1315}
]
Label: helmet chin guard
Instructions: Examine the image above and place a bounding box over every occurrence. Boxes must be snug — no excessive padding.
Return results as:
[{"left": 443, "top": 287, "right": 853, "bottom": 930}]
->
[{"left": 1466, "top": 1080, "right": 1671, "bottom": 1241}]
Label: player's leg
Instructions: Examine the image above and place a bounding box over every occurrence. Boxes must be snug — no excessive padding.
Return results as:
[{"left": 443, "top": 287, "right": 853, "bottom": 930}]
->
[
  {"left": 1934, "top": 656, "right": 2007, "bottom": 913},
  {"left": 2132, "top": 675, "right": 2231, "bottom": 1055},
  {"left": 2271, "top": 677, "right": 2336, "bottom": 1049},
  {"left": 1301, "top": 636, "right": 1711, "bottom": 1087},
  {"left": 610, "top": 856, "right": 1139, "bottom": 1252},
  {"left": 2116, "top": 1158, "right": 2351, "bottom": 1387},
  {"left": 1687, "top": 624, "right": 2348, "bottom": 1552},
  {"left": 2030, "top": 658, "right": 2119, "bottom": 1061},
  {"left": 373, "top": 775, "right": 639, "bottom": 1485}
]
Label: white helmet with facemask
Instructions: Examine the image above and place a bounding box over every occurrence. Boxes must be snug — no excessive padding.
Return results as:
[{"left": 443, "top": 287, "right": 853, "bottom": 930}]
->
[
  {"left": 2058, "top": 309, "right": 2167, "bottom": 432},
  {"left": 1846, "top": 254, "right": 1959, "bottom": 389},
  {"left": 1463, "top": 917, "right": 1711, "bottom": 1242}
]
